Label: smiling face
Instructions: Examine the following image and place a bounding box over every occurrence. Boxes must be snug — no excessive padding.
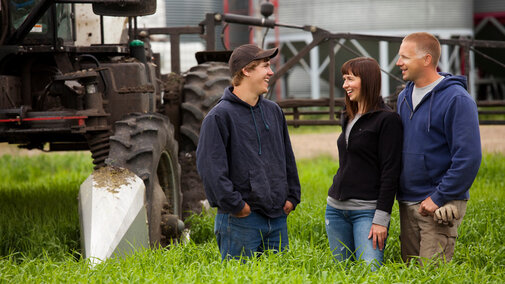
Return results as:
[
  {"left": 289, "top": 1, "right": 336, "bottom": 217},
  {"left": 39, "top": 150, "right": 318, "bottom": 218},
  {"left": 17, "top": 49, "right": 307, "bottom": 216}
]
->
[
  {"left": 342, "top": 73, "right": 362, "bottom": 103},
  {"left": 396, "top": 40, "right": 427, "bottom": 83},
  {"left": 340, "top": 57, "right": 382, "bottom": 117},
  {"left": 245, "top": 59, "right": 274, "bottom": 95}
]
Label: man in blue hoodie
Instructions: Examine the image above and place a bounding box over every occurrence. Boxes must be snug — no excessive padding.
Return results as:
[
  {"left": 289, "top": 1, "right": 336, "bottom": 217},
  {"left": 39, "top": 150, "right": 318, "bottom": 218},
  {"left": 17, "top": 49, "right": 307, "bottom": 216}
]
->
[
  {"left": 396, "top": 32, "right": 481, "bottom": 264},
  {"left": 196, "top": 44, "right": 301, "bottom": 260}
]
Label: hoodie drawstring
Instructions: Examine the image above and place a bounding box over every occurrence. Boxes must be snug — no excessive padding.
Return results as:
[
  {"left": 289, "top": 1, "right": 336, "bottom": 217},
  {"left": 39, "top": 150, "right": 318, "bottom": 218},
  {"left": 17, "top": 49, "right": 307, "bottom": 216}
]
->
[
  {"left": 250, "top": 105, "right": 270, "bottom": 156},
  {"left": 399, "top": 96, "right": 405, "bottom": 115},
  {"left": 259, "top": 104, "right": 270, "bottom": 130},
  {"left": 400, "top": 96, "right": 415, "bottom": 120},
  {"left": 250, "top": 106, "right": 262, "bottom": 155},
  {"left": 427, "top": 92, "right": 434, "bottom": 133}
]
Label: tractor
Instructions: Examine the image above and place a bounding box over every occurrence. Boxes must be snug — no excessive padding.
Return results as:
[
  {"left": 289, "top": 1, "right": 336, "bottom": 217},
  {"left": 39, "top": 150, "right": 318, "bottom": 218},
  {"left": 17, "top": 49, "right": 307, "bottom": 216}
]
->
[{"left": 0, "top": 0, "right": 236, "bottom": 262}]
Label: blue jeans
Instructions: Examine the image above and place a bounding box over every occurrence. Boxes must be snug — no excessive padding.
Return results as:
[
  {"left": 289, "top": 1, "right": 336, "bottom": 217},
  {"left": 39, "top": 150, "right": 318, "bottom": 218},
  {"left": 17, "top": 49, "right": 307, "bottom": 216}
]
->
[
  {"left": 325, "top": 205, "right": 385, "bottom": 270},
  {"left": 214, "top": 211, "right": 289, "bottom": 260}
]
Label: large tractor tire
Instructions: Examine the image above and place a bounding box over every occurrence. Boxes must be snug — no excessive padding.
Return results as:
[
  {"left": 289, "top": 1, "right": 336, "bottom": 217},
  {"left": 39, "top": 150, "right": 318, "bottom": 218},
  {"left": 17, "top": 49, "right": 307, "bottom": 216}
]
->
[
  {"left": 178, "top": 62, "right": 231, "bottom": 216},
  {"left": 107, "top": 113, "right": 183, "bottom": 247},
  {"left": 180, "top": 61, "right": 231, "bottom": 151}
]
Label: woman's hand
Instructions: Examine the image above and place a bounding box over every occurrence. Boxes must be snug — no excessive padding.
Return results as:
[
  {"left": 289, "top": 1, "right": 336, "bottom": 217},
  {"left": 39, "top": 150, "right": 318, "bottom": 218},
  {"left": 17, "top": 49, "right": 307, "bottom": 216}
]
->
[{"left": 368, "top": 224, "right": 388, "bottom": 251}]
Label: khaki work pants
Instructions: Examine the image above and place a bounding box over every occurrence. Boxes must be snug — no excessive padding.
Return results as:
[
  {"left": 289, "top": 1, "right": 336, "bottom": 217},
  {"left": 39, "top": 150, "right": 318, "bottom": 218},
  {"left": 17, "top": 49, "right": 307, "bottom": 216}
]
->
[{"left": 399, "top": 200, "right": 467, "bottom": 264}]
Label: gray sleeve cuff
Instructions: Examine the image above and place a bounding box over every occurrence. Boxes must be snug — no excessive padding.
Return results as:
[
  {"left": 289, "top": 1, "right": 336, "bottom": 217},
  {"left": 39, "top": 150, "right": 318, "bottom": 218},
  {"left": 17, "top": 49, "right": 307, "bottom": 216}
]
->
[{"left": 372, "top": 209, "right": 391, "bottom": 227}]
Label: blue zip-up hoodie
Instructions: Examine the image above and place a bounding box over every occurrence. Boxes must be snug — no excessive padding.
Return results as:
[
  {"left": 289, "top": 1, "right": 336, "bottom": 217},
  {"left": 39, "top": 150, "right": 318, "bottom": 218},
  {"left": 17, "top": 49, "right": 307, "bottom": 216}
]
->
[
  {"left": 196, "top": 86, "right": 301, "bottom": 218},
  {"left": 396, "top": 73, "right": 481, "bottom": 206}
]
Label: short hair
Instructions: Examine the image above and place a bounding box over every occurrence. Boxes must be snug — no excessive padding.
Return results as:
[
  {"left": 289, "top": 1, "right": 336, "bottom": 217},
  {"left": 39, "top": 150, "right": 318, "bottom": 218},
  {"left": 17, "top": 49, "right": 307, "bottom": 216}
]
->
[
  {"left": 341, "top": 57, "right": 382, "bottom": 118},
  {"left": 403, "top": 32, "right": 441, "bottom": 67},
  {"left": 231, "top": 58, "right": 268, "bottom": 86}
]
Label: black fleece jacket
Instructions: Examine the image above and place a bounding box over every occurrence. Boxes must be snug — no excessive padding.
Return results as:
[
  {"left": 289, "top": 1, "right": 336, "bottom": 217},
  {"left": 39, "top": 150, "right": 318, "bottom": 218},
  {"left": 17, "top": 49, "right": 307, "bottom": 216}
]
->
[{"left": 328, "top": 103, "right": 403, "bottom": 214}]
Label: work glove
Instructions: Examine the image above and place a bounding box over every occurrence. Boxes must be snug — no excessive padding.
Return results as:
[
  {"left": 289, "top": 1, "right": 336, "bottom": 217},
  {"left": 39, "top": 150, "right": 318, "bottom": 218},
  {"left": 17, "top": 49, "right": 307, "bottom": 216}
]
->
[{"left": 433, "top": 201, "right": 460, "bottom": 227}]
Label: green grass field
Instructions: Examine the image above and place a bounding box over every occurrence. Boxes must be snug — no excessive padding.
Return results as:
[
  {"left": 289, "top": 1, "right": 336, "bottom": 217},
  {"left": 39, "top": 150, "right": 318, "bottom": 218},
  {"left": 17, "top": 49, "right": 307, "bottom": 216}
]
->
[{"left": 0, "top": 152, "right": 504, "bottom": 283}]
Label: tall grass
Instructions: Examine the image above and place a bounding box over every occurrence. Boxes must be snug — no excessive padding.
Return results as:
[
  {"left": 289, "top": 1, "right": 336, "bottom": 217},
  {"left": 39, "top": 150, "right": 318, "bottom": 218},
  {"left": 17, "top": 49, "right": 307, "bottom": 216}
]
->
[
  {"left": 0, "top": 154, "right": 93, "bottom": 261},
  {"left": 1, "top": 153, "right": 504, "bottom": 282}
]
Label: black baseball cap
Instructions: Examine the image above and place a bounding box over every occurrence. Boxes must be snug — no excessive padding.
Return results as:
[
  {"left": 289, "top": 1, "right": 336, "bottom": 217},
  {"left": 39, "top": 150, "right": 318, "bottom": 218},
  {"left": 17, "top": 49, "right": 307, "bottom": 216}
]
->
[{"left": 229, "top": 44, "right": 278, "bottom": 76}]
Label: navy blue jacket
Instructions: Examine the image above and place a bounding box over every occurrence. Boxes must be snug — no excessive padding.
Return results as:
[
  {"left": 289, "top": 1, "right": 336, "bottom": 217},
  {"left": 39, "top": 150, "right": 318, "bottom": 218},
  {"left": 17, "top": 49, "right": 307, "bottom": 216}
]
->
[
  {"left": 397, "top": 73, "right": 481, "bottom": 206},
  {"left": 196, "top": 86, "right": 301, "bottom": 218}
]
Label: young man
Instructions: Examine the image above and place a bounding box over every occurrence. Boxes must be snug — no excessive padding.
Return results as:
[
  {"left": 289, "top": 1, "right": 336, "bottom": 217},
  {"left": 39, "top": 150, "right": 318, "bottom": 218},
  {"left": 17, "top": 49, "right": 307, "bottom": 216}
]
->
[
  {"left": 196, "top": 44, "right": 301, "bottom": 260},
  {"left": 395, "top": 32, "right": 482, "bottom": 264}
]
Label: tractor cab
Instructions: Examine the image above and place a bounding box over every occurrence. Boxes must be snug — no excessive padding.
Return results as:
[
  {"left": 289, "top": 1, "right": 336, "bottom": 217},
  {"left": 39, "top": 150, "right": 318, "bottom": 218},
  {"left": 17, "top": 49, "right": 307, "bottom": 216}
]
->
[
  {"left": 1, "top": 0, "right": 73, "bottom": 46},
  {"left": 0, "top": 0, "right": 155, "bottom": 47}
]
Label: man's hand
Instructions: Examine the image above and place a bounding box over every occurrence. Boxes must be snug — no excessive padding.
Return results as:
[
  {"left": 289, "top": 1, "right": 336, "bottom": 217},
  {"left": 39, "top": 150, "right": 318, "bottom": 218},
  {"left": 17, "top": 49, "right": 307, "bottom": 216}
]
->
[
  {"left": 419, "top": 196, "right": 439, "bottom": 216},
  {"left": 283, "top": 200, "right": 294, "bottom": 215},
  {"left": 433, "top": 201, "right": 460, "bottom": 226},
  {"left": 368, "top": 224, "right": 388, "bottom": 251},
  {"left": 233, "top": 202, "right": 251, "bottom": 218}
]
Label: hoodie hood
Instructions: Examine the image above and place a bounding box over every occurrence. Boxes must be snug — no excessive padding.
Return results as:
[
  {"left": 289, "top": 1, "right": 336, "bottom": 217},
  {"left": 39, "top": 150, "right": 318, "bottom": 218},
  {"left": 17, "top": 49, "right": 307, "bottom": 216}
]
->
[
  {"left": 221, "top": 86, "right": 259, "bottom": 107},
  {"left": 398, "top": 73, "right": 467, "bottom": 132},
  {"left": 221, "top": 86, "right": 270, "bottom": 155}
]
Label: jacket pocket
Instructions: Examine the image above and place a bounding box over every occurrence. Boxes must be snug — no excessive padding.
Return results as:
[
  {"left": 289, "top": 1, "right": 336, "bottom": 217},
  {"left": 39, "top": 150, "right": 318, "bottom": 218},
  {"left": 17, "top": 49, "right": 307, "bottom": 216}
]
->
[
  {"left": 401, "top": 152, "right": 433, "bottom": 189},
  {"left": 248, "top": 168, "right": 273, "bottom": 209}
]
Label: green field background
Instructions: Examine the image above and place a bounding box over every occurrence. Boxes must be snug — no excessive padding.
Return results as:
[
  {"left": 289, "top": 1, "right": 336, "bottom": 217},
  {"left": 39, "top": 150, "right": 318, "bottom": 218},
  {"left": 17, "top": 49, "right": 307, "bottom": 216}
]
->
[{"left": 0, "top": 152, "right": 504, "bottom": 283}]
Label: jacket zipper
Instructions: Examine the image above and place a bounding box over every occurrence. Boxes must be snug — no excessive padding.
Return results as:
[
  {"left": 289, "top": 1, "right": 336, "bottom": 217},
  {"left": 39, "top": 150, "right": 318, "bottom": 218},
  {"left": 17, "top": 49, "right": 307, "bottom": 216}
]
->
[
  {"left": 403, "top": 96, "right": 414, "bottom": 120},
  {"left": 342, "top": 115, "right": 362, "bottom": 200},
  {"left": 346, "top": 113, "right": 366, "bottom": 150}
]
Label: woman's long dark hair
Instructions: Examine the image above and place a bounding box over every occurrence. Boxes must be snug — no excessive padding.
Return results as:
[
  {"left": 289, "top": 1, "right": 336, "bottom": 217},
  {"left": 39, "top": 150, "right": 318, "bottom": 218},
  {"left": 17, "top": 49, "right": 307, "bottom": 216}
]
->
[{"left": 341, "top": 57, "right": 382, "bottom": 119}]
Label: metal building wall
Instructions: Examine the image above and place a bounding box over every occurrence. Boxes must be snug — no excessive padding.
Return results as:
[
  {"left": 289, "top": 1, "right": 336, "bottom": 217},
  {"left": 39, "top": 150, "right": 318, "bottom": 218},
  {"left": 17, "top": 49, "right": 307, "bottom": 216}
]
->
[
  {"left": 165, "top": 0, "right": 222, "bottom": 27},
  {"left": 164, "top": 0, "right": 223, "bottom": 47},
  {"left": 278, "top": 0, "right": 473, "bottom": 34},
  {"left": 151, "top": 0, "right": 224, "bottom": 73},
  {"left": 474, "top": 0, "right": 505, "bottom": 13},
  {"left": 226, "top": 0, "right": 251, "bottom": 49}
]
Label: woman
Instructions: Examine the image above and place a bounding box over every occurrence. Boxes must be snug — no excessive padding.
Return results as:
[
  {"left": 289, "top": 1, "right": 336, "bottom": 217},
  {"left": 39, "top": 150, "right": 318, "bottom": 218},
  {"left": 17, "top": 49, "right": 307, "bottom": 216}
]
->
[{"left": 325, "top": 57, "right": 402, "bottom": 270}]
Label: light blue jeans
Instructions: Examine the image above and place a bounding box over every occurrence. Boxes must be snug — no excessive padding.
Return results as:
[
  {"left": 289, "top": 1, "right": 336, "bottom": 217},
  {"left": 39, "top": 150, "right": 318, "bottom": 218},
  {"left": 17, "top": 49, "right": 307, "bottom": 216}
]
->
[
  {"left": 325, "top": 205, "right": 385, "bottom": 270},
  {"left": 214, "top": 211, "right": 288, "bottom": 260}
]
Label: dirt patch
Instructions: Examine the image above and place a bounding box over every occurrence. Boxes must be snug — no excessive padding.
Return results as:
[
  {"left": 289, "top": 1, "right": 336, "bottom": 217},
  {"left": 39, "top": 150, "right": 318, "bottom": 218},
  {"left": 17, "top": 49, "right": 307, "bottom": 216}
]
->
[
  {"left": 0, "top": 144, "right": 46, "bottom": 156},
  {"left": 479, "top": 125, "right": 505, "bottom": 154},
  {"left": 290, "top": 125, "right": 505, "bottom": 160},
  {"left": 92, "top": 166, "right": 136, "bottom": 193},
  {"left": 290, "top": 132, "right": 339, "bottom": 160}
]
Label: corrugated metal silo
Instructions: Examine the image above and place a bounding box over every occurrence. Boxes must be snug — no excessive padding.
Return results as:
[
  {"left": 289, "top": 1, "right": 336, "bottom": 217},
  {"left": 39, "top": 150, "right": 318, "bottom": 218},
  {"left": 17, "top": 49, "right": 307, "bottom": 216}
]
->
[
  {"left": 165, "top": 0, "right": 222, "bottom": 27},
  {"left": 278, "top": 0, "right": 472, "bottom": 34}
]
